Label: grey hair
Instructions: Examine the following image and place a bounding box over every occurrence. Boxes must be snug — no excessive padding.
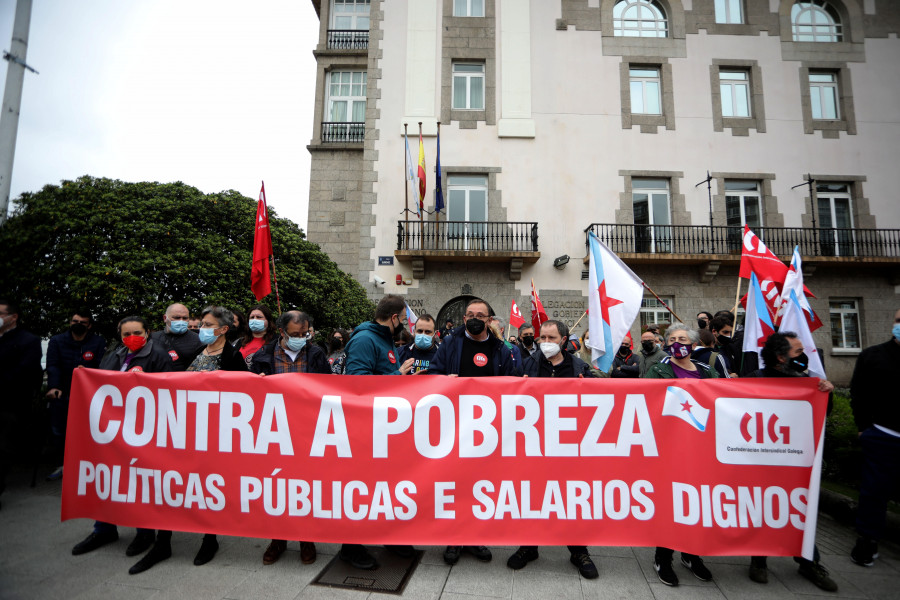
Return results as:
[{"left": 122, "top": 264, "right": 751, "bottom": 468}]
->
[
  {"left": 200, "top": 305, "right": 235, "bottom": 329},
  {"left": 665, "top": 322, "right": 699, "bottom": 344}
]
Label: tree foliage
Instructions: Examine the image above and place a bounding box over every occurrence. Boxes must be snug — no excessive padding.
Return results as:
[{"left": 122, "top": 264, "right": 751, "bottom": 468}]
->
[{"left": 0, "top": 176, "right": 374, "bottom": 340}]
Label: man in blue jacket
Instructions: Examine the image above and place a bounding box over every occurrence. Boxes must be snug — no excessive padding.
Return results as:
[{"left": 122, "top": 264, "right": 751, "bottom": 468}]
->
[
  {"left": 428, "top": 298, "right": 519, "bottom": 565},
  {"left": 44, "top": 308, "right": 106, "bottom": 480}
]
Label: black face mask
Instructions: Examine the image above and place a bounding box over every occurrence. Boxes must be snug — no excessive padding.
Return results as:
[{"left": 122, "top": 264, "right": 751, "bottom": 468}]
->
[
  {"left": 617, "top": 345, "right": 631, "bottom": 357},
  {"left": 641, "top": 340, "right": 656, "bottom": 353},
  {"left": 788, "top": 352, "right": 809, "bottom": 373},
  {"left": 70, "top": 323, "right": 88, "bottom": 336},
  {"left": 698, "top": 319, "right": 708, "bottom": 329},
  {"left": 465, "top": 318, "right": 486, "bottom": 336},
  {"left": 391, "top": 317, "right": 405, "bottom": 340},
  {"left": 521, "top": 335, "right": 534, "bottom": 347},
  {"left": 717, "top": 334, "right": 731, "bottom": 347}
]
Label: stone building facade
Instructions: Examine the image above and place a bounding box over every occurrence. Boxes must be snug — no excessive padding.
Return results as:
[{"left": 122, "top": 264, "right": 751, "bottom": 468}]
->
[{"left": 306, "top": 0, "right": 900, "bottom": 385}]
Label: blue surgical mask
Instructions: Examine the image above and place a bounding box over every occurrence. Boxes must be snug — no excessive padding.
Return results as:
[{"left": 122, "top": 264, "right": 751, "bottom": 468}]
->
[
  {"left": 414, "top": 333, "right": 433, "bottom": 350},
  {"left": 198, "top": 328, "right": 218, "bottom": 344},
  {"left": 893, "top": 323, "right": 900, "bottom": 342},
  {"left": 248, "top": 319, "right": 266, "bottom": 333},
  {"left": 169, "top": 320, "right": 188, "bottom": 334},
  {"left": 285, "top": 336, "right": 306, "bottom": 352}
]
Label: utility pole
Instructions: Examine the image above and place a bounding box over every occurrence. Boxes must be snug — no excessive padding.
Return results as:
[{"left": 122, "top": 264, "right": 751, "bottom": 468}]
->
[{"left": 0, "top": 0, "right": 37, "bottom": 226}]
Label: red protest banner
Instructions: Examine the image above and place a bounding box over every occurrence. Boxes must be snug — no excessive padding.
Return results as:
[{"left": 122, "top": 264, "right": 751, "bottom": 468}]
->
[{"left": 63, "top": 370, "right": 827, "bottom": 558}]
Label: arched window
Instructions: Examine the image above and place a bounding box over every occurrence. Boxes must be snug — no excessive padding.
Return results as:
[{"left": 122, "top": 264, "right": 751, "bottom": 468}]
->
[
  {"left": 791, "top": 1, "right": 842, "bottom": 42},
  {"left": 613, "top": 0, "right": 668, "bottom": 38}
]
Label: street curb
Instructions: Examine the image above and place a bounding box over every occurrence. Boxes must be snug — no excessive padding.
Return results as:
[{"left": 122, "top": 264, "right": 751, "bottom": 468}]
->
[{"left": 819, "top": 487, "right": 900, "bottom": 543}]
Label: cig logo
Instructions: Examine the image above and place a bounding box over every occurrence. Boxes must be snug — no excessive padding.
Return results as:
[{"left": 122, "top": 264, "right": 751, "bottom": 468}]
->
[{"left": 740, "top": 412, "right": 791, "bottom": 445}]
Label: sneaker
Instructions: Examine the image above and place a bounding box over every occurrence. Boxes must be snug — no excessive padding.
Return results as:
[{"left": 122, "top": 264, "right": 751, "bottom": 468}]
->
[
  {"left": 443, "top": 545, "right": 462, "bottom": 565},
  {"left": 465, "top": 546, "right": 492, "bottom": 562},
  {"left": 681, "top": 554, "right": 713, "bottom": 581},
  {"left": 749, "top": 557, "right": 768, "bottom": 584},
  {"left": 128, "top": 542, "right": 171, "bottom": 575},
  {"left": 654, "top": 560, "right": 679, "bottom": 586},
  {"left": 570, "top": 552, "right": 599, "bottom": 579},
  {"left": 193, "top": 535, "right": 219, "bottom": 566},
  {"left": 263, "top": 539, "right": 287, "bottom": 565},
  {"left": 506, "top": 547, "right": 539, "bottom": 570},
  {"left": 125, "top": 530, "right": 156, "bottom": 557},
  {"left": 850, "top": 537, "right": 878, "bottom": 567},
  {"left": 46, "top": 466, "right": 63, "bottom": 481},
  {"left": 339, "top": 544, "right": 378, "bottom": 570},
  {"left": 798, "top": 560, "right": 838, "bottom": 592},
  {"left": 72, "top": 529, "right": 118, "bottom": 555}
]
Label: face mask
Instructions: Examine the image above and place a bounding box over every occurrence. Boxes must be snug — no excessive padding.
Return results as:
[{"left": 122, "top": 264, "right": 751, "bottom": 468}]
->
[
  {"left": 668, "top": 342, "right": 692, "bottom": 359},
  {"left": 521, "top": 335, "right": 534, "bottom": 346},
  {"left": 717, "top": 334, "right": 732, "bottom": 346},
  {"left": 788, "top": 352, "right": 808, "bottom": 373},
  {"left": 893, "top": 323, "right": 900, "bottom": 342},
  {"left": 169, "top": 320, "right": 188, "bottom": 334},
  {"left": 617, "top": 344, "right": 630, "bottom": 357},
  {"left": 392, "top": 316, "right": 406, "bottom": 336},
  {"left": 123, "top": 335, "right": 147, "bottom": 352},
  {"left": 414, "top": 333, "right": 433, "bottom": 350},
  {"left": 641, "top": 340, "right": 656, "bottom": 353},
  {"left": 198, "top": 328, "right": 218, "bottom": 345},
  {"left": 540, "top": 342, "right": 561, "bottom": 359},
  {"left": 698, "top": 319, "right": 707, "bottom": 329},
  {"left": 285, "top": 335, "right": 306, "bottom": 352},
  {"left": 70, "top": 323, "right": 88, "bottom": 336},
  {"left": 331, "top": 337, "right": 343, "bottom": 349},
  {"left": 466, "top": 318, "right": 486, "bottom": 336},
  {"left": 248, "top": 319, "right": 266, "bottom": 333}
]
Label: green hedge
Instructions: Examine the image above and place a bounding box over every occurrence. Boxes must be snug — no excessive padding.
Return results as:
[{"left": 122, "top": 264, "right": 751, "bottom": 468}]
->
[{"left": 823, "top": 389, "right": 861, "bottom": 488}]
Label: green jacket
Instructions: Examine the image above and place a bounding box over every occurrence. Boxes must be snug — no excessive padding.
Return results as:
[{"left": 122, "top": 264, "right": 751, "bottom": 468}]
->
[{"left": 643, "top": 356, "right": 719, "bottom": 379}]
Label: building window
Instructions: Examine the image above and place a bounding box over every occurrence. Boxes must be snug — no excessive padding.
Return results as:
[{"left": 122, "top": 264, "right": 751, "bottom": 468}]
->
[
  {"left": 816, "top": 182, "right": 854, "bottom": 256},
  {"left": 632, "top": 178, "right": 670, "bottom": 253},
  {"left": 720, "top": 70, "right": 751, "bottom": 118},
  {"left": 809, "top": 72, "right": 839, "bottom": 120},
  {"left": 453, "top": 0, "right": 484, "bottom": 17},
  {"left": 640, "top": 297, "right": 674, "bottom": 328},
  {"left": 791, "top": 1, "right": 842, "bottom": 42},
  {"left": 331, "top": 0, "right": 370, "bottom": 30},
  {"left": 630, "top": 68, "right": 662, "bottom": 115},
  {"left": 613, "top": 0, "right": 668, "bottom": 38},
  {"left": 725, "top": 181, "right": 762, "bottom": 251},
  {"left": 447, "top": 175, "right": 488, "bottom": 250},
  {"left": 323, "top": 71, "right": 366, "bottom": 143},
  {"left": 715, "top": 0, "right": 744, "bottom": 24},
  {"left": 829, "top": 299, "right": 860, "bottom": 349},
  {"left": 452, "top": 63, "right": 485, "bottom": 110}
]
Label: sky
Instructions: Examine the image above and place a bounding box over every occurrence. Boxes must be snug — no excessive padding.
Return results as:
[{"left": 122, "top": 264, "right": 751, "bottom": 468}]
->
[{"left": 0, "top": 0, "right": 320, "bottom": 230}]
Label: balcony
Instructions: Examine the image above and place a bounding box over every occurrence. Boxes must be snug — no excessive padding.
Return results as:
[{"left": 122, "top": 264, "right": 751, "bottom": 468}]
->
[
  {"left": 584, "top": 223, "right": 900, "bottom": 279},
  {"left": 395, "top": 220, "right": 540, "bottom": 280},
  {"left": 326, "top": 29, "right": 369, "bottom": 50},
  {"left": 321, "top": 122, "right": 365, "bottom": 143}
]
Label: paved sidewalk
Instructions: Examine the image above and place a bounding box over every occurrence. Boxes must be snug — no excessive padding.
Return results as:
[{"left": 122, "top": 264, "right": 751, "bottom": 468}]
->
[{"left": 1, "top": 468, "right": 898, "bottom": 600}]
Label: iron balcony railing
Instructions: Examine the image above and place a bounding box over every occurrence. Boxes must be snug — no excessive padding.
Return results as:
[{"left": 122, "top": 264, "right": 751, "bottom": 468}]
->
[
  {"left": 584, "top": 223, "right": 900, "bottom": 258},
  {"left": 398, "top": 220, "right": 539, "bottom": 252},
  {"left": 321, "top": 122, "right": 365, "bottom": 143},
  {"left": 326, "top": 29, "right": 369, "bottom": 50}
]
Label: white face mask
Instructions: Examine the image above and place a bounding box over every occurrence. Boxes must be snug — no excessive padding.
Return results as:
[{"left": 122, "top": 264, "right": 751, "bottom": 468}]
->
[{"left": 540, "top": 342, "right": 561, "bottom": 359}]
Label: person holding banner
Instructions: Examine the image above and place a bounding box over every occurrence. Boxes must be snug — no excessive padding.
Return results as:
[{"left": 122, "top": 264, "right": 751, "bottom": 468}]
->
[
  {"left": 429, "top": 298, "right": 519, "bottom": 565},
  {"left": 397, "top": 313, "right": 438, "bottom": 374},
  {"left": 507, "top": 319, "right": 599, "bottom": 579},
  {"left": 643, "top": 323, "right": 717, "bottom": 586},
  {"left": 71, "top": 315, "right": 173, "bottom": 569},
  {"left": 743, "top": 331, "right": 837, "bottom": 591}
]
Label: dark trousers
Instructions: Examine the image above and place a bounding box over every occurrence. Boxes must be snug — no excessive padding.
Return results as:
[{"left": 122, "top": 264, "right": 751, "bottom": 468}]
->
[
  {"left": 857, "top": 426, "right": 900, "bottom": 540},
  {"left": 93, "top": 522, "right": 170, "bottom": 543},
  {"left": 655, "top": 547, "right": 700, "bottom": 563},
  {"left": 520, "top": 545, "right": 587, "bottom": 555}
]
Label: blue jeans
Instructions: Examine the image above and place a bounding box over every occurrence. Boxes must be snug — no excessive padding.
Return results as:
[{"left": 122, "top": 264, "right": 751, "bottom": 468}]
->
[{"left": 856, "top": 426, "right": 900, "bottom": 540}]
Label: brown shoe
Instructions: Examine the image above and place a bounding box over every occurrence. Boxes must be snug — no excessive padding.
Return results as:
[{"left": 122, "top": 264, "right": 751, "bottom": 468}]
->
[
  {"left": 263, "top": 539, "right": 287, "bottom": 565},
  {"left": 300, "top": 541, "right": 317, "bottom": 564}
]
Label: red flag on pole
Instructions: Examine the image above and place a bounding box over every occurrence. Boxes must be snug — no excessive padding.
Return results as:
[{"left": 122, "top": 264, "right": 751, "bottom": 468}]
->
[
  {"left": 251, "top": 183, "right": 273, "bottom": 301},
  {"left": 509, "top": 300, "right": 525, "bottom": 329},
  {"left": 530, "top": 280, "right": 548, "bottom": 332}
]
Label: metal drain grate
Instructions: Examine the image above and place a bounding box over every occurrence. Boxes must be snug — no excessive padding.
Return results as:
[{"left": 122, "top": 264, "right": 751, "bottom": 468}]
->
[{"left": 311, "top": 547, "right": 422, "bottom": 595}]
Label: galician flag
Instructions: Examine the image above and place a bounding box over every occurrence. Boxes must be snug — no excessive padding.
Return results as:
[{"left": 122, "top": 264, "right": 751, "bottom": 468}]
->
[
  {"left": 742, "top": 272, "right": 776, "bottom": 365},
  {"left": 587, "top": 232, "right": 643, "bottom": 372},
  {"left": 662, "top": 386, "right": 710, "bottom": 432},
  {"left": 405, "top": 131, "right": 418, "bottom": 215},
  {"left": 780, "top": 288, "right": 827, "bottom": 379},
  {"left": 405, "top": 302, "right": 419, "bottom": 335},
  {"left": 777, "top": 246, "right": 823, "bottom": 331}
]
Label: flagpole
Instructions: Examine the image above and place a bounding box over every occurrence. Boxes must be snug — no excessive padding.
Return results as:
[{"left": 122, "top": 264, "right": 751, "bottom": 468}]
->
[
  {"left": 261, "top": 181, "right": 282, "bottom": 314},
  {"left": 731, "top": 276, "right": 742, "bottom": 334},
  {"left": 418, "top": 122, "right": 424, "bottom": 251},
  {"left": 403, "top": 123, "right": 409, "bottom": 250},
  {"left": 641, "top": 282, "right": 683, "bottom": 324},
  {"left": 571, "top": 310, "right": 588, "bottom": 330}
]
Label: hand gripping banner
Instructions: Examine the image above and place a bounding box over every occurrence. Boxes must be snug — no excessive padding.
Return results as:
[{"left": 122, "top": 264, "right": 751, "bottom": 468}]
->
[{"left": 62, "top": 370, "right": 827, "bottom": 558}]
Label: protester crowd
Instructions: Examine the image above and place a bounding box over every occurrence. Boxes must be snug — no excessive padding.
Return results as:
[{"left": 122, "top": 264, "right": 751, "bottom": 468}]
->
[{"left": 0, "top": 295, "right": 897, "bottom": 592}]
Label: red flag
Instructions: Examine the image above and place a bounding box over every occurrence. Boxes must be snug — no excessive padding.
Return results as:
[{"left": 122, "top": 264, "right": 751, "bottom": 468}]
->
[
  {"left": 530, "top": 280, "right": 548, "bottom": 332},
  {"left": 739, "top": 225, "right": 812, "bottom": 323},
  {"left": 251, "top": 183, "right": 272, "bottom": 301},
  {"left": 509, "top": 300, "right": 525, "bottom": 329}
]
